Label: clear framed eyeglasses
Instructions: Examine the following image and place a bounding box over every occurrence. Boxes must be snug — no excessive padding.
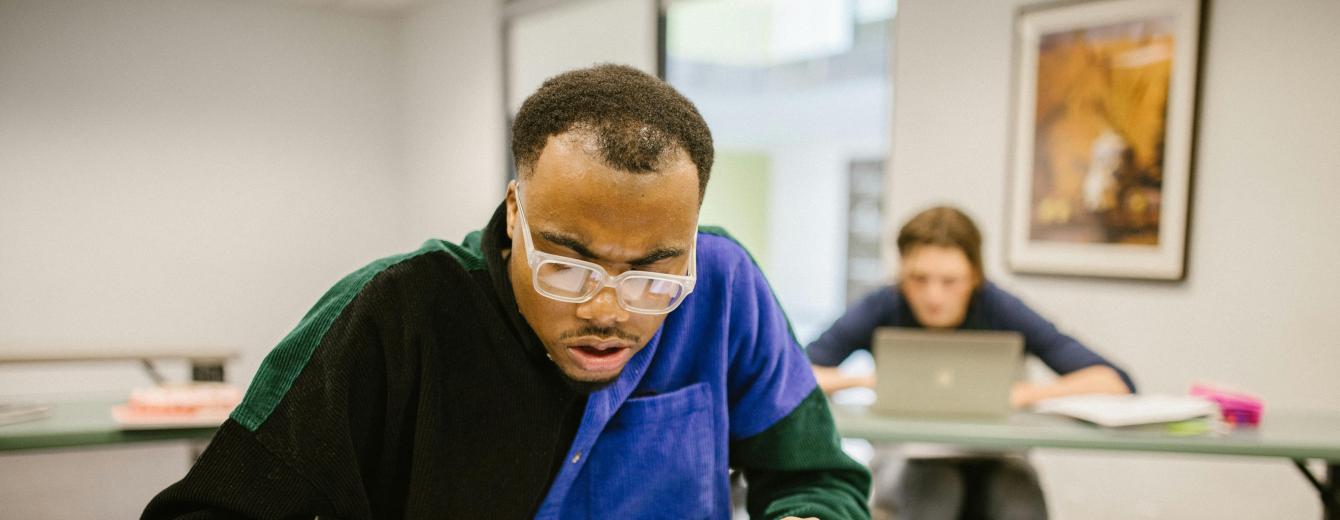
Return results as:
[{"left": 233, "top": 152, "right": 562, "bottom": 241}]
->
[{"left": 514, "top": 184, "right": 697, "bottom": 315}]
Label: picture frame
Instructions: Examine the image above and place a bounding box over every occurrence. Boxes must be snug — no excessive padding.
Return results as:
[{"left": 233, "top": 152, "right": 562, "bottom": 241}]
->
[{"left": 1006, "top": 0, "right": 1203, "bottom": 280}]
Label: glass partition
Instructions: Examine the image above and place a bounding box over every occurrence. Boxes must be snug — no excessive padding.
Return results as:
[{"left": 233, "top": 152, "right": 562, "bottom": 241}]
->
[{"left": 664, "top": 0, "right": 896, "bottom": 344}]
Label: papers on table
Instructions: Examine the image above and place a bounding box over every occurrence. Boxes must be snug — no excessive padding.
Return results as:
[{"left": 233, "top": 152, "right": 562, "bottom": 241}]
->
[
  {"left": 0, "top": 402, "right": 51, "bottom": 427},
  {"left": 1031, "top": 394, "right": 1218, "bottom": 428}
]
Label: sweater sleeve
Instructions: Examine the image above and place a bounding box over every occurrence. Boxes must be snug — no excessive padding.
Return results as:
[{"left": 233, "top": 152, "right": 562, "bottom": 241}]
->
[
  {"left": 987, "top": 286, "right": 1136, "bottom": 392},
  {"left": 140, "top": 420, "right": 337, "bottom": 519},
  {"left": 804, "top": 288, "right": 895, "bottom": 367},
  {"left": 707, "top": 233, "right": 870, "bottom": 519},
  {"left": 732, "top": 388, "right": 872, "bottom": 520},
  {"left": 143, "top": 256, "right": 422, "bottom": 520}
]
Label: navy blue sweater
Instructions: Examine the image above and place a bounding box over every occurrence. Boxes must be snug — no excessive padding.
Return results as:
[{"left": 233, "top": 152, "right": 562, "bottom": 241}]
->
[{"left": 805, "top": 282, "right": 1135, "bottom": 392}]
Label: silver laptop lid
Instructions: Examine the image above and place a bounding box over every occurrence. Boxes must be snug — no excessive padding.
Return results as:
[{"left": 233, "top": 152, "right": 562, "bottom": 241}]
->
[{"left": 871, "top": 328, "right": 1024, "bottom": 419}]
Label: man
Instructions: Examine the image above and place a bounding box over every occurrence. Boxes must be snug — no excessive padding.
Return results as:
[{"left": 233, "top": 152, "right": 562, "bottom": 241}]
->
[
  {"left": 143, "top": 64, "right": 870, "bottom": 520},
  {"left": 807, "top": 206, "right": 1133, "bottom": 520}
]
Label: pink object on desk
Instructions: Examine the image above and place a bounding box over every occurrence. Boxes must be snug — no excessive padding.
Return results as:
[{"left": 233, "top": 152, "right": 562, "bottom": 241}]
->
[
  {"left": 111, "top": 383, "right": 242, "bottom": 429},
  {"left": 1190, "top": 382, "right": 1263, "bottom": 426}
]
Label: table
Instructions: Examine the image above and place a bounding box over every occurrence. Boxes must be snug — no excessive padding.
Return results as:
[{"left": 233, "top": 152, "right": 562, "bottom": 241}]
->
[
  {"left": 0, "top": 400, "right": 217, "bottom": 452},
  {"left": 0, "top": 347, "right": 235, "bottom": 451},
  {"left": 832, "top": 405, "right": 1340, "bottom": 519},
  {"left": 0, "top": 347, "right": 238, "bottom": 383}
]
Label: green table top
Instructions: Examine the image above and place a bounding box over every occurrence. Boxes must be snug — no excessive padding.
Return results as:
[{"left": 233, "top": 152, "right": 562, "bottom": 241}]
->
[
  {"left": 0, "top": 400, "right": 218, "bottom": 452},
  {"left": 832, "top": 405, "right": 1340, "bottom": 461},
  {"left": 8, "top": 399, "right": 1338, "bottom": 461}
]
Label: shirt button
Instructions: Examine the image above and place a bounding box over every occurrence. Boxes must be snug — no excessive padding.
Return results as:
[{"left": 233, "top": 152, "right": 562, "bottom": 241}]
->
[{"left": 571, "top": 452, "right": 582, "bottom": 463}]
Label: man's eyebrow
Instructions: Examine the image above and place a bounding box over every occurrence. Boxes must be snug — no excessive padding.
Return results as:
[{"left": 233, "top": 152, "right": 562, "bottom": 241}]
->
[
  {"left": 538, "top": 230, "right": 685, "bottom": 267},
  {"left": 539, "top": 231, "right": 598, "bottom": 259},
  {"left": 628, "top": 247, "right": 685, "bottom": 268}
]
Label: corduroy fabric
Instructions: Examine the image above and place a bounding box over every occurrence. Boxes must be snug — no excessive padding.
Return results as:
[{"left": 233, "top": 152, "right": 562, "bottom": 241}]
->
[
  {"left": 146, "top": 207, "right": 586, "bottom": 519},
  {"left": 733, "top": 387, "right": 872, "bottom": 519}
]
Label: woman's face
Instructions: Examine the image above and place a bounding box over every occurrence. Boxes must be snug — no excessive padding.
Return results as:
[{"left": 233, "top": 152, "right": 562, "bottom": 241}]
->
[{"left": 898, "top": 245, "right": 979, "bottom": 329}]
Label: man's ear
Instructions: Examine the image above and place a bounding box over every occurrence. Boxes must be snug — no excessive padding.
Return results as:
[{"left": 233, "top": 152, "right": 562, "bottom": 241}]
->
[{"left": 505, "top": 180, "right": 518, "bottom": 241}]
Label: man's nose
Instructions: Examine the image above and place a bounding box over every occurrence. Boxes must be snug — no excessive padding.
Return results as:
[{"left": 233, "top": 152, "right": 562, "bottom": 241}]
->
[
  {"left": 925, "top": 282, "right": 950, "bottom": 304},
  {"left": 575, "top": 287, "right": 630, "bottom": 327}
]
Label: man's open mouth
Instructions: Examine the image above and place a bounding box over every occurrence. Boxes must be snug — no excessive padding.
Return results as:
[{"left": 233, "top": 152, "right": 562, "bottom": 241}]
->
[
  {"left": 573, "top": 345, "right": 624, "bottom": 358},
  {"left": 565, "top": 338, "right": 635, "bottom": 373}
]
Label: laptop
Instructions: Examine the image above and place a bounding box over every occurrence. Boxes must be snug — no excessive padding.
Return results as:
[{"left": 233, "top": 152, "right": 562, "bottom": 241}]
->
[{"left": 871, "top": 328, "right": 1023, "bottom": 420}]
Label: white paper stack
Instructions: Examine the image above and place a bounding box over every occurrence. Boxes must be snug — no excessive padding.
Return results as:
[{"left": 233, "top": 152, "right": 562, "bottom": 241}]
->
[{"left": 1031, "top": 394, "right": 1218, "bottom": 427}]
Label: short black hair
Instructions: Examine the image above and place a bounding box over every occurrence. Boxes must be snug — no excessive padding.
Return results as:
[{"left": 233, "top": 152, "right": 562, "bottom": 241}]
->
[{"left": 511, "top": 64, "right": 714, "bottom": 201}]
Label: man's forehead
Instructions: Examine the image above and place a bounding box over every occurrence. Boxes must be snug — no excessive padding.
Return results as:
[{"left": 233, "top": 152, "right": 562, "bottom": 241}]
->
[
  {"left": 521, "top": 168, "right": 697, "bottom": 215},
  {"left": 525, "top": 141, "right": 698, "bottom": 209},
  {"left": 521, "top": 191, "right": 697, "bottom": 264}
]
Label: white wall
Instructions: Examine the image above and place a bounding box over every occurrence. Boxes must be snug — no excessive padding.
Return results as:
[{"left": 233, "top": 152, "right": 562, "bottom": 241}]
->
[
  {"left": 505, "top": 0, "right": 658, "bottom": 114},
  {"left": 401, "top": 0, "right": 506, "bottom": 242},
  {"left": 0, "top": 0, "right": 503, "bottom": 517},
  {"left": 889, "top": 0, "right": 1340, "bottom": 518},
  {"left": 0, "top": 0, "right": 407, "bottom": 393}
]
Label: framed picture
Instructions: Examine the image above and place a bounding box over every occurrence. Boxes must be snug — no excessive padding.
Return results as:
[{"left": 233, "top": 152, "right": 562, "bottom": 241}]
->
[{"left": 1006, "top": 0, "right": 1203, "bottom": 280}]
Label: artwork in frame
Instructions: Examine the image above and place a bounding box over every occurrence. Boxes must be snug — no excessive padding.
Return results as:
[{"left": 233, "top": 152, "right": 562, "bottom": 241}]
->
[{"left": 1006, "top": 0, "right": 1203, "bottom": 280}]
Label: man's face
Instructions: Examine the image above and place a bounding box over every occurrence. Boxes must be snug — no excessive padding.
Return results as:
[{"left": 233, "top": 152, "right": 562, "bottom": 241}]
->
[
  {"left": 506, "top": 132, "right": 700, "bottom": 389},
  {"left": 898, "top": 245, "right": 979, "bottom": 329}
]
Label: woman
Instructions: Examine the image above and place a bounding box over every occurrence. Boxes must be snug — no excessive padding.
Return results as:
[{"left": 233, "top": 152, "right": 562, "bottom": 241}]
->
[{"left": 807, "top": 206, "right": 1135, "bottom": 520}]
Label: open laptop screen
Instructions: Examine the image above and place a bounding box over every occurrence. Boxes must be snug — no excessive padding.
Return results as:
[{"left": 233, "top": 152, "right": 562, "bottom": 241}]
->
[{"left": 871, "top": 328, "right": 1023, "bottom": 419}]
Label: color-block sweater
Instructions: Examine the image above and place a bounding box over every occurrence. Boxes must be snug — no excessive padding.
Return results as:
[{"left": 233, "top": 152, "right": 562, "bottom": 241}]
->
[{"left": 143, "top": 204, "right": 870, "bottom": 520}]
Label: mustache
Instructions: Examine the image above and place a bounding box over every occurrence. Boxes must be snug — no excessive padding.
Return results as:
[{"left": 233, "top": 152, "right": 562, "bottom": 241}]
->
[{"left": 558, "top": 326, "right": 639, "bottom": 343}]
